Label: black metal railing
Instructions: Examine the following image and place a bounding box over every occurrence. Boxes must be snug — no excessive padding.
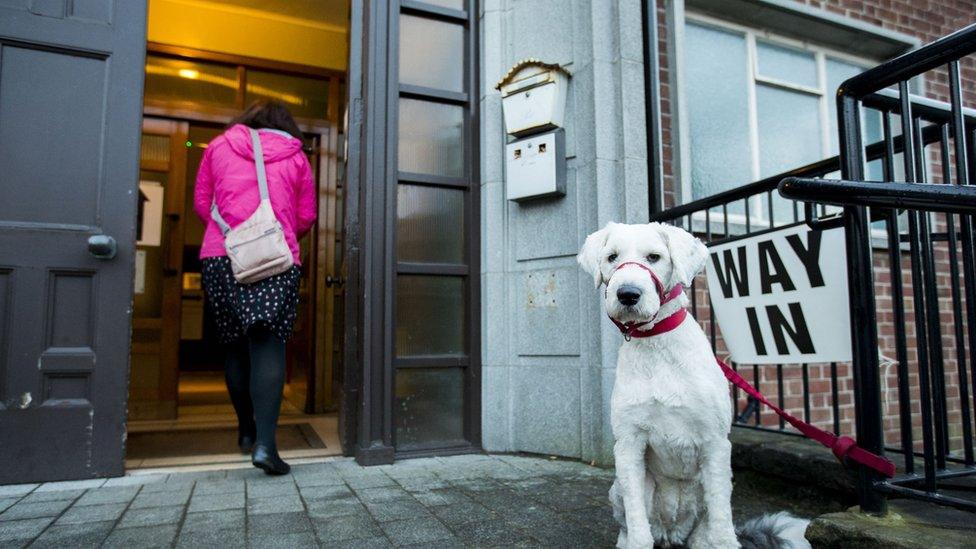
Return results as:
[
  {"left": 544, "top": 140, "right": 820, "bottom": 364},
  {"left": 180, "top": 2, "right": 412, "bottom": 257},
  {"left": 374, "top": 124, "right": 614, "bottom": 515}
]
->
[
  {"left": 650, "top": 24, "right": 976, "bottom": 514},
  {"left": 779, "top": 23, "right": 976, "bottom": 513}
]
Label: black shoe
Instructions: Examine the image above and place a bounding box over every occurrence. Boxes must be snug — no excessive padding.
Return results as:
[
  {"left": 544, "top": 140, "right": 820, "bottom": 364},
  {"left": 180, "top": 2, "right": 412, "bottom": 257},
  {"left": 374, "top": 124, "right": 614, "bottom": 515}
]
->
[
  {"left": 238, "top": 434, "right": 255, "bottom": 455},
  {"left": 252, "top": 445, "right": 290, "bottom": 475}
]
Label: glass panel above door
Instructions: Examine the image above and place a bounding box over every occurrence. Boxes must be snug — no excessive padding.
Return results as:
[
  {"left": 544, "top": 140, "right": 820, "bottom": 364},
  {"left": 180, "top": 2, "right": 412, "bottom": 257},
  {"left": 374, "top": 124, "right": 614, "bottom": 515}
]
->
[
  {"left": 397, "top": 184, "right": 465, "bottom": 264},
  {"left": 144, "top": 55, "right": 238, "bottom": 109},
  {"left": 245, "top": 70, "right": 329, "bottom": 120},
  {"left": 398, "top": 98, "right": 464, "bottom": 177},
  {"left": 399, "top": 15, "right": 464, "bottom": 92}
]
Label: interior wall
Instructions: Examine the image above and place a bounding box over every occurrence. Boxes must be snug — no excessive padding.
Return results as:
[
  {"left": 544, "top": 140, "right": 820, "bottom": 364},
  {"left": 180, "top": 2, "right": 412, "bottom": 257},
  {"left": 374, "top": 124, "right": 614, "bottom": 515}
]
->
[{"left": 148, "top": 0, "right": 348, "bottom": 70}]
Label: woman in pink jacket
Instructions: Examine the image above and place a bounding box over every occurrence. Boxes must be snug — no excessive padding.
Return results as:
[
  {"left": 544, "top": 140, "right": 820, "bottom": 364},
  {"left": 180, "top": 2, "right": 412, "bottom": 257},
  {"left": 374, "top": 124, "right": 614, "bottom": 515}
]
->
[{"left": 194, "top": 101, "right": 316, "bottom": 475}]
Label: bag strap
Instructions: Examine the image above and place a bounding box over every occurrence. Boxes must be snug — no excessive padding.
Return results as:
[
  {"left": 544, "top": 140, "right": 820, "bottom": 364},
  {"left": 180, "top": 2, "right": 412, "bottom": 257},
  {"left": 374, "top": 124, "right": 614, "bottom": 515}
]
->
[{"left": 210, "top": 128, "right": 270, "bottom": 234}]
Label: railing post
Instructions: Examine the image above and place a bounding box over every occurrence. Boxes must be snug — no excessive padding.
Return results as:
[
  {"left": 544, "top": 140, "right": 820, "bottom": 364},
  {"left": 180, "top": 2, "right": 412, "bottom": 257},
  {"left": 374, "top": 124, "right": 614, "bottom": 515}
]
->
[{"left": 837, "top": 93, "right": 886, "bottom": 515}]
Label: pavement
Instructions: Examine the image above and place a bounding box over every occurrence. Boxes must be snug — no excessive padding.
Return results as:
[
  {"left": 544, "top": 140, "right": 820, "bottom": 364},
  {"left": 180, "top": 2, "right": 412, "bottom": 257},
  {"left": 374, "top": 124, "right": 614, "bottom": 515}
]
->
[{"left": 0, "top": 453, "right": 837, "bottom": 548}]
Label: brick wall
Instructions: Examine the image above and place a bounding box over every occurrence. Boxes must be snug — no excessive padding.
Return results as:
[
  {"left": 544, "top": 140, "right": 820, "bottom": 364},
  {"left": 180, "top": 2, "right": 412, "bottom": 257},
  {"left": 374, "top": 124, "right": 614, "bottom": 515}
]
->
[{"left": 655, "top": 0, "right": 976, "bottom": 456}]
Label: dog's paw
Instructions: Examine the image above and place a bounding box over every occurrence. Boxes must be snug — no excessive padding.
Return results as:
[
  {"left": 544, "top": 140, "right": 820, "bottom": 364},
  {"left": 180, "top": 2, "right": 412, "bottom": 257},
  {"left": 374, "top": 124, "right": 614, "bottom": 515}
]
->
[
  {"left": 625, "top": 530, "right": 654, "bottom": 549},
  {"left": 690, "top": 527, "right": 739, "bottom": 549}
]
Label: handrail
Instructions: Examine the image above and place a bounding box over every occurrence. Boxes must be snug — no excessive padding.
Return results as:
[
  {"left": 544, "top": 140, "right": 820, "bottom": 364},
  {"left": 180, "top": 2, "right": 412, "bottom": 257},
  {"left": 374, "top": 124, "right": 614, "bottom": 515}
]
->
[
  {"left": 838, "top": 23, "right": 976, "bottom": 98},
  {"left": 779, "top": 177, "right": 976, "bottom": 215}
]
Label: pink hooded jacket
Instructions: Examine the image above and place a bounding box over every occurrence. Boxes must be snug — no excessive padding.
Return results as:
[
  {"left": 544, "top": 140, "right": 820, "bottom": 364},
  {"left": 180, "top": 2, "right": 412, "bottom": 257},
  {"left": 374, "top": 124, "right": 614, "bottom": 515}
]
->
[{"left": 194, "top": 124, "right": 316, "bottom": 265}]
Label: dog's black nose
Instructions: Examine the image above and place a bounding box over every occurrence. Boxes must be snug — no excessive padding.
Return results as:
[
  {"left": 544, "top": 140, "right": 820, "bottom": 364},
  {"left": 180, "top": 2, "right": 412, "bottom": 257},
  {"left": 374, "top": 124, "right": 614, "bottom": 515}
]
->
[{"left": 617, "top": 285, "right": 642, "bottom": 307}]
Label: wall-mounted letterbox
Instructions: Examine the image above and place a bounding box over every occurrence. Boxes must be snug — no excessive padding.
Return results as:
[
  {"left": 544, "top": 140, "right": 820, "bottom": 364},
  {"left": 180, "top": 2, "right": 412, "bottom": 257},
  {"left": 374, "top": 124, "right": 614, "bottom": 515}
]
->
[
  {"left": 496, "top": 59, "right": 570, "bottom": 138},
  {"left": 505, "top": 129, "right": 566, "bottom": 202}
]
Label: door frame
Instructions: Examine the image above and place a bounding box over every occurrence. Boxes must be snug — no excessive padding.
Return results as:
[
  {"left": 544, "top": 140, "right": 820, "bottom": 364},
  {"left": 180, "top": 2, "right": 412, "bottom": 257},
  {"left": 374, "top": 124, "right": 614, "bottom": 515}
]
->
[
  {"left": 342, "top": 0, "right": 481, "bottom": 465},
  {"left": 134, "top": 49, "right": 346, "bottom": 423},
  {"left": 130, "top": 117, "right": 189, "bottom": 420}
]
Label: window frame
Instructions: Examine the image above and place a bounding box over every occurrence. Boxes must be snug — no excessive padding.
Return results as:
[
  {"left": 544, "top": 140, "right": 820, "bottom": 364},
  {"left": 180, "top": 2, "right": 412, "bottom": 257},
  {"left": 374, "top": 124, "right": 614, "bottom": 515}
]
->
[{"left": 677, "top": 12, "right": 882, "bottom": 225}]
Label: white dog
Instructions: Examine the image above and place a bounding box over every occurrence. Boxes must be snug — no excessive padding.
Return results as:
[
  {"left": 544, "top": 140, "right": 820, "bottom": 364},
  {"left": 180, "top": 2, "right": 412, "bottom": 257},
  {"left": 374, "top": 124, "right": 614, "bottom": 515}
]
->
[{"left": 578, "top": 222, "right": 811, "bottom": 549}]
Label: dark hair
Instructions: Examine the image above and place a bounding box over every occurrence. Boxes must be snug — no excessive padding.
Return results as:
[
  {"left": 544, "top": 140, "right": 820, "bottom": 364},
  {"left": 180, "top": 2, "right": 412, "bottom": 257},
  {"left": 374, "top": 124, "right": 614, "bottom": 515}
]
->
[{"left": 228, "top": 100, "right": 303, "bottom": 139}]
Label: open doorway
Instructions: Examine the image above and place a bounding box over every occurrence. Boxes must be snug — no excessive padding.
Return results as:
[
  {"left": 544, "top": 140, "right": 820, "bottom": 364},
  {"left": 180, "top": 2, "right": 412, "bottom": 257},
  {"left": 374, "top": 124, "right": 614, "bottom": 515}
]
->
[{"left": 125, "top": 0, "right": 349, "bottom": 469}]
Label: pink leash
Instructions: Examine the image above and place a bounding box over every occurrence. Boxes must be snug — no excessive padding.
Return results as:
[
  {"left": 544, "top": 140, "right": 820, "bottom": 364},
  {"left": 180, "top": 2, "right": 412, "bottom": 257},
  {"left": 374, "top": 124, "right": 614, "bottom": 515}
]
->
[{"left": 605, "top": 261, "right": 896, "bottom": 478}]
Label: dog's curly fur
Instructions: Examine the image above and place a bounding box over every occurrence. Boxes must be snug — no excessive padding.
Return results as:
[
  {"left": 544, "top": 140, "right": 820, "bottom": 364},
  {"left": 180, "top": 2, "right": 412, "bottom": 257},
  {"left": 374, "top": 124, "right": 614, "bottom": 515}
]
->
[{"left": 578, "top": 222, "right": 810, "bottom": 549}]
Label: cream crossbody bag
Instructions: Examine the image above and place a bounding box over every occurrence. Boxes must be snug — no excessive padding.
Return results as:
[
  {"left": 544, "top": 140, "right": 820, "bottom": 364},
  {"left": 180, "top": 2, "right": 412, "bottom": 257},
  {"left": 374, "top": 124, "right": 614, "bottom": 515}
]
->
[{"left": 210, "top": 128, "right": 294, "bottom": 284}]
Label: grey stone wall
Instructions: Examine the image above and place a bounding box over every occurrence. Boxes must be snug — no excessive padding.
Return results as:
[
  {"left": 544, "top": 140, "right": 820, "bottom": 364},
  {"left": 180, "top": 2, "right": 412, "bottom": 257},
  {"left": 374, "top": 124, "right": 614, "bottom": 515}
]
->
[{"left": 480, "top": 0, "right": 649, "bottom": 464}]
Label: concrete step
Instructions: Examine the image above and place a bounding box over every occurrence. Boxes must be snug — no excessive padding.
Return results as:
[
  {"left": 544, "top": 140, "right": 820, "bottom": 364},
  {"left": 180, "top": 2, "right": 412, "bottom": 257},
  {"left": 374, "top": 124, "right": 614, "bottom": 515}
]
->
[{"left": 807, "top": 499, "right": 976, "bottom": 548}]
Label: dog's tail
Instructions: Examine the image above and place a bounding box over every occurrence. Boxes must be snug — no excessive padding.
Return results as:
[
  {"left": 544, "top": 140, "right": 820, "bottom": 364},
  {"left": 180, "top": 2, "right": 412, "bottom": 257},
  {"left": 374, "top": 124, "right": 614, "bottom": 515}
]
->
[{"left": 736, "top": 511, "right": 811, "bottom": 549}]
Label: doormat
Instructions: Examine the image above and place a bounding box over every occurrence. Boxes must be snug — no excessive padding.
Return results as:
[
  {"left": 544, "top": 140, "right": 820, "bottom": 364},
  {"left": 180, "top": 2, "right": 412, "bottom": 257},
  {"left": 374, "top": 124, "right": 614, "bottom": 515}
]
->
[{"left": 126, "top": 423, "right": 326, "bottom": 460}]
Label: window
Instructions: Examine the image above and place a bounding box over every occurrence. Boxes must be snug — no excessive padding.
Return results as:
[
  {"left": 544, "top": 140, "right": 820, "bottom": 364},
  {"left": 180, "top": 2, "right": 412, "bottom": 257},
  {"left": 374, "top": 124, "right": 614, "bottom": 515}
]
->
[{"left": 682, "top": 15, "right": 889, "bottom": 223}]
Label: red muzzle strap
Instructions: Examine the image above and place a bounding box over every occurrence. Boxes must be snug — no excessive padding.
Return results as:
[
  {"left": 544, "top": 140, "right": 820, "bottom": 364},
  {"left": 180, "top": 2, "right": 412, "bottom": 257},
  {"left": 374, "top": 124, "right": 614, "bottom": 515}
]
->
[
  {"left": 603, "top": 261, "right": 896, "bottom": 479},
  {"left": 605, "top": 261, "right": 685, "bottom": 340}
]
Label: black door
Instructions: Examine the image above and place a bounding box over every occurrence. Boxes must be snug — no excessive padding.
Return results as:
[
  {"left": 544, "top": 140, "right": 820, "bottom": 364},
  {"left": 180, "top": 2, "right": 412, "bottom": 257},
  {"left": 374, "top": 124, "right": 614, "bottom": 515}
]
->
[{"left": 0, "top": 1, "right": 147, "bottom": 482}]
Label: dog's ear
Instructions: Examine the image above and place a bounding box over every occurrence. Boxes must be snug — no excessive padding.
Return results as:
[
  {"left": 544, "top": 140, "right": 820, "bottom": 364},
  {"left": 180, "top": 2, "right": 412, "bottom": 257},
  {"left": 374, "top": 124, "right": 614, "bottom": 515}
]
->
[
  {"left": 578, "top": 223, "right": 615, "bottom": 288},
  {"left": 654, "top": 222, "right": 708, "bottom": 287}
]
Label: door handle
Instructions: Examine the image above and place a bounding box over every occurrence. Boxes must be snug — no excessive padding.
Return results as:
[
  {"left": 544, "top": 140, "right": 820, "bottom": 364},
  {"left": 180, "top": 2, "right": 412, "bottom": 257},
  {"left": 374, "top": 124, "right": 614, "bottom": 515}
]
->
[
  {"left": 325, "top": 275, "right": 345, "bottom": 288},
  {"left": 87, "top": 235, "right": 117, "bottom": 259}
]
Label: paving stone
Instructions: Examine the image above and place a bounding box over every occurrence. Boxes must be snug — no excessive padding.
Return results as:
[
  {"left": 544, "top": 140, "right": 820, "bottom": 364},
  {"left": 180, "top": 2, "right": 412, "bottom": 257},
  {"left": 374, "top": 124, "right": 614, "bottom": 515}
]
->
[
  {"left": 193, "top": 479, "right": 244, "bottom": 495},
  {"left": 247, "top": 479, "right": 298, "bottom": 498},
  {"left": 26, "top": 520, "right": 114, "bottom": 548},
  {"left": 128, "top": 488, "right": 192, "bottom": 509},
  {"left": 468, "top": 488, "right": 527, "bottom": 513},
  {"left": 332, "top": 537, "right": 394, "bottom": 548},
  {"left": 167, "top": 470, "right": 226, "bottom": 482},
  {"left": 101, "top": 523, "right": 178, "bottom": 549},
  {"left": 180, "top": 509, "right": 245, "bottom": 533},
  {"left": 139, "top": 480, "right": 192, "bottom": 493},
  {"left": 223, "top": 467, "right": 266, "bottom": 480},
  {"left": 398, "top": 539, "right": 466, "bottom": 549},
  {"left": 447, "top": 478, "right": 502, "bottom": 493},
  {"left": 454, "top": 519, "right": 534, "bottom": 546},
  {"left": 312, "top": 513, "right": 382, "bottom": 542},
  {"left": 299, "top": 483, "right": 353, "bottom": 501},
  {"left": 175, "top": 527, "right": 246, "bottom": 549},
  {"left": 248, "top": 511, "right": 312, "bottom": 536},
  {"left": 55, "top": 502, "right": 127, "bottom": 525},
  {"left": 379, "top": 516, "right": 454, "bottom": 546},
  {"left": 531, "top": 521, "right": 604, "bottom": 548},
  {"left": 394, "top": 476, "right": 450, "bottom": 492},
  {"left": 355, "top": 486, "right": 411, "bottom": 503},
  {"left": 294, "top": 473, "right": 345, "bottom": 488},
  {"left": 73, "top": 486, "right": 140, "bottom": 506},
  {"left": 33, "top": 479, "right": 104, "bottom": 493},
  {"left": 364, "top": 498, "right": 431, "bottom": 523},
  {"left": 344, "top": 474, "right": 396, "bottom": 490},
  {"left": 0, "top": 499, "right": 73, "bottom": 521},
  {"left": 291, "top": 461, "right": 340, "bottom": 478},
  {"left": 102, "top": 474, "right": 168, "bottom": 488},
  {"left": 249, "top": 530, "right": 318, "bottom": 549},
  {"left": 0, "top": 517, "right": 53, "bottom": 543},
  {"left": 305, "top": 496, "right": 367, "bottom": 519},
  {"left": 0, "top": 484, "right": 38, "bottom": 498},
  {"left": 117, "top": 505, "right": 183, "bottom": 528},
  {"left": 410, "top": 488, "right": 470, "bottom": 507},
  {"left": 247, "top": 494, "right": 304, "bottom": 515},
  {"left": 18, "top": 489, "right": 83, "bottom": 504},
  {"left": 0, "top": 498, "right": 18, "bottom": 514},
  {"left": 186, "top": 492, "right": 245, "bottom": 512},
  {"left": 429, "top": 501, "right": 497, "bottom": 526}
]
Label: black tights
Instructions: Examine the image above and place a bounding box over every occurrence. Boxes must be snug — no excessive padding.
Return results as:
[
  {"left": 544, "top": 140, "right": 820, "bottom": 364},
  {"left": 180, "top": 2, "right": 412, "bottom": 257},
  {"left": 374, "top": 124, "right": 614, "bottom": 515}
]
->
[{"left": 223, "top": 325, "right": 286, "bottom": 453}]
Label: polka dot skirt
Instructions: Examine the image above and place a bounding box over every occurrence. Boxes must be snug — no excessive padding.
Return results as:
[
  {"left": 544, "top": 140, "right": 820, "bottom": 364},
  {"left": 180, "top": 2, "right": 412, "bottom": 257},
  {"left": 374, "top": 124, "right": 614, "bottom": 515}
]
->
[{"left": 201, "top": 257, "right": 301, "bottom": 344}]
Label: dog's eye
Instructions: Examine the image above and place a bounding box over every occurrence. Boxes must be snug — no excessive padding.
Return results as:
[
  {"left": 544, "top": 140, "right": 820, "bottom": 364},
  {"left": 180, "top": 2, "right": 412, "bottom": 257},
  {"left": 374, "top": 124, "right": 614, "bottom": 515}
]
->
[
  {"left": 646, "top": 253, "right": 661, "bottom": 263},
  {"left": 607, "top": 253, "right": 618, "bottom": 263}
]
